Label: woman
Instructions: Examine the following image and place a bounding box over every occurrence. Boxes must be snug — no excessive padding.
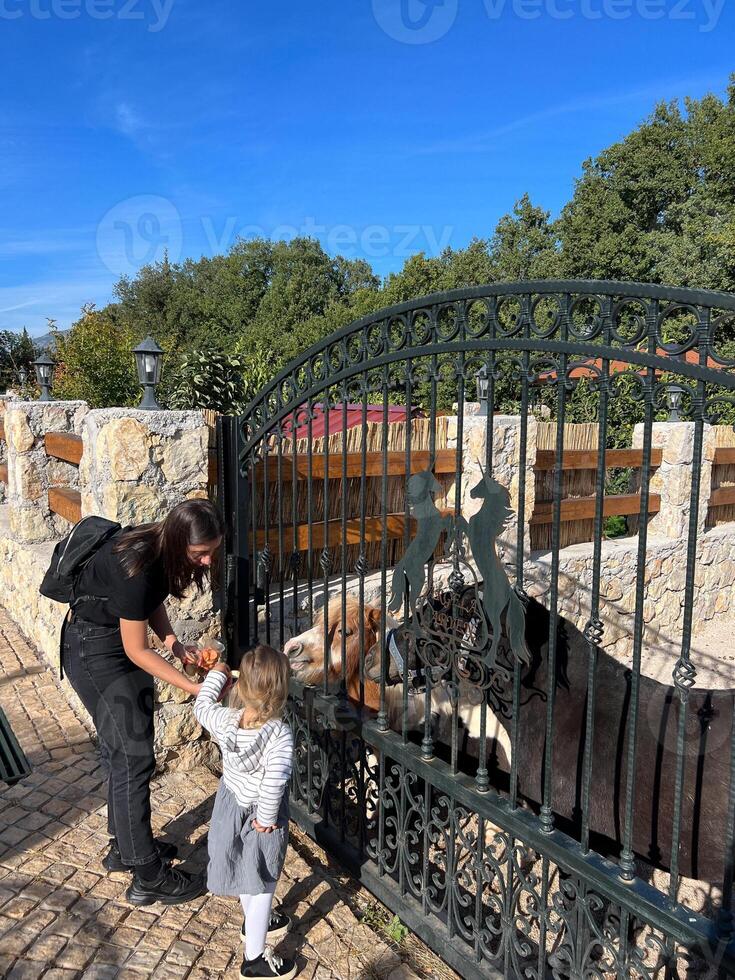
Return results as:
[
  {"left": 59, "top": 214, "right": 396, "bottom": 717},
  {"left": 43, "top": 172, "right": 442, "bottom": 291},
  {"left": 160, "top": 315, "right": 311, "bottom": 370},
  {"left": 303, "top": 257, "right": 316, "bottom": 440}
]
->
[{"left": 61, "top": 498, "right": 226, "bottom": 907}]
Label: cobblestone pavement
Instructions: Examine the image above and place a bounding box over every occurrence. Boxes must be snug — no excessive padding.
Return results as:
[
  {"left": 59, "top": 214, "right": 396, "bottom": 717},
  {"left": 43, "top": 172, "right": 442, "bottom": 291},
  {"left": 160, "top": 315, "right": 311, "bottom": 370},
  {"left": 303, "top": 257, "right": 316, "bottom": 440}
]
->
[{"left": 0, "top": 606, "right": 456, "bottom": 980}]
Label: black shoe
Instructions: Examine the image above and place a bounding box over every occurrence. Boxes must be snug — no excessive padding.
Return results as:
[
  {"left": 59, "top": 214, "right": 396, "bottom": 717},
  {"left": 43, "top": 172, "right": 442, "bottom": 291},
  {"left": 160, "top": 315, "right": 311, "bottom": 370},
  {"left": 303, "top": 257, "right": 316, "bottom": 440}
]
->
[
  {"left": 103, "top": 839, "right": 178, "bottom": 873},
  {"left": 240, "top": 906, "right": 291, "bottom": 943},
  {"left": 240, "top": 946, "right": 297, "bottom": 980},
  {"left": 125, "top": 865, "right": 206, "bottom": 907}
]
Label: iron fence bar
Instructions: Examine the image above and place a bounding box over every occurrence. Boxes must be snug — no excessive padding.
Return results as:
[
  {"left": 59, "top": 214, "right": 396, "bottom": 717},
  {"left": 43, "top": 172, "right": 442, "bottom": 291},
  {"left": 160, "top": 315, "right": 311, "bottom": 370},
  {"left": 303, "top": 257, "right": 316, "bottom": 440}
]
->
[
  {"left": 619, "top": 299, "right": 658, "bottom": 882},
  {"left": 422, "top": 344, "right": 439, "bottom": 762},
  {"left": 321, "top": 392, "right": 331, "bottom": 697},
  {"left": 291, "top": 399, "right": 300, "bottom": 644},
  {"left": 276, "top": 428, "right": 285, "bottom": 651},
  {"left": 509, "top": 312, "right": 530, "bottom": 811},
  {"left": 580, "top": 301, "right": 612, "bottom": 853},
  {"left": 540, "top": 295, "right": 570, "bottom": 836},
  {"left": 358, "top": 382, "right": 368, "bottom": 700},
  {"left": 247, "top": 434, "right": 258, "bottom": 648},
  {"left": 306, "top": 395, "right": 314, "bottom": 627},
  {"left": 475, "top": 338, "right": 496, "bottom": 795},
  {"left": 216, "top": 415, "right": 231, "bottom": 659},
  {"left": 262, "top": 436, "right": 272, "bottom": 647},
  {"left": 339, "top": 388, "right": 349, "bottom": 845},
  {"left": 451, "top": 336, "right": 466, "bottom": 777},
  {"left": 402, "top": 355, "right": 413, "bottom": 744},
  {"left": 378, "top": 353, "right": 390, "bottom": 733},
  {"left": 357, "top": 382, "right": 369, "bottom": 855},
  {"left": 340, "top": 389, "right": 348, "bottom": 696},
  {"left": 668, "top": 316, "right": 708, "bottom": 899}
]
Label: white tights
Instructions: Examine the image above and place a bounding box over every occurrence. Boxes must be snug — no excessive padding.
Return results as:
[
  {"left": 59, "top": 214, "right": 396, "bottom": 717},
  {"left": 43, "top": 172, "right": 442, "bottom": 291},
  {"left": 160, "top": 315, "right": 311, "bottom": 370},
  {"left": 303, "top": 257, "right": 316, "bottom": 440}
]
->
[{"left": 240, "top": 888, "right": 275, "bottom": 961}]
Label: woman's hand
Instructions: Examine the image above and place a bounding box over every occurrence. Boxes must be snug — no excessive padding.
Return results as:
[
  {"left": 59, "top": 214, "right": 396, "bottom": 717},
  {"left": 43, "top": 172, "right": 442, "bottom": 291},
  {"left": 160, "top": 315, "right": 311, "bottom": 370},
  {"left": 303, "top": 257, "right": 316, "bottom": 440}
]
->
[
  {"left": 253, "top": 819, "right": 276, "bottom": 833},
  {"left": 171, "top": 640, "right": 199, "bottom": 666}
]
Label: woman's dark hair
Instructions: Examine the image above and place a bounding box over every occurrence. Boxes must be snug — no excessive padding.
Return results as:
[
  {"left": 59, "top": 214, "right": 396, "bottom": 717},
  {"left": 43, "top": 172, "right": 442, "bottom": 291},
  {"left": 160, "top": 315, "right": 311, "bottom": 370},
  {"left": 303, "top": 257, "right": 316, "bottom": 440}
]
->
[{"left": 113, "top": 499, "right": 225, "bottom": 598}]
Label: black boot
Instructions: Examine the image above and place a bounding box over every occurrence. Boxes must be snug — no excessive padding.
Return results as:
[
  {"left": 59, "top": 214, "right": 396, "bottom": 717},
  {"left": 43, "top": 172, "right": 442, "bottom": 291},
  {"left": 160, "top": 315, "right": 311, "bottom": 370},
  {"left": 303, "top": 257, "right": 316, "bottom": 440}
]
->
[
  {"left": 240, "top": 946, "right": 297, "bottom": 980},
  {"left": 126, "top": 865, "right": 206, "bottom": 907},
  {"left": 103, "top": 838, "right": 178, "bottom": 873}
]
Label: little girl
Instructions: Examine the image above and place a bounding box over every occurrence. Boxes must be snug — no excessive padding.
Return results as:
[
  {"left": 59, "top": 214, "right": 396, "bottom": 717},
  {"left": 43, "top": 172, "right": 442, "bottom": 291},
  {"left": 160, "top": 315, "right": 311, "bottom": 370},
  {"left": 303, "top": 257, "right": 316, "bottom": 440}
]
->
[{"left": 194, "top": 646, "right": 296, "bottom": 980}]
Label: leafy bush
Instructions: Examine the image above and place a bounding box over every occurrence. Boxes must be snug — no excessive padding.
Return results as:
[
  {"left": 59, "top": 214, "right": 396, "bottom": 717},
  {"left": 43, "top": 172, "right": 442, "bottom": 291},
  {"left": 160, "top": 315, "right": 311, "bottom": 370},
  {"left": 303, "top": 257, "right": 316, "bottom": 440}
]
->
[{"left": 164, "top": 349, "right": 270, "bottom": 414}]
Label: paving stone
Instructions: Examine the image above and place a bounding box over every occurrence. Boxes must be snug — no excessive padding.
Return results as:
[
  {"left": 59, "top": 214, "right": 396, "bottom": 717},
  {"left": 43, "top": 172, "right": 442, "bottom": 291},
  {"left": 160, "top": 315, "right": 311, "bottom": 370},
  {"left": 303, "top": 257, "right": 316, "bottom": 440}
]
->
[
  {"left": 23, "top": 932, "right": 67, "bottom": 962},
  {"left": 81, "top": 965, "right": 120, "bottom": 980},
  {"left": 124, "top": 947, "right": 165, "bottom": 972},
  {"left": 54, "top": 942, "right": 94, "bottom": 970},
  {"left": 2, "top": 896, "right": 39, "bottom": 920},
  {"left": 1, "top": 923, "right": 36, "bottom": 957},
  {"left": 41, "top": 888, "right": 82, "bottom": 913},
  {"left": 6, "top": 960, "right": 48, "bottom": 980},
  {"left": 108, "top": 925, "right": 146, "bottom": 949}
]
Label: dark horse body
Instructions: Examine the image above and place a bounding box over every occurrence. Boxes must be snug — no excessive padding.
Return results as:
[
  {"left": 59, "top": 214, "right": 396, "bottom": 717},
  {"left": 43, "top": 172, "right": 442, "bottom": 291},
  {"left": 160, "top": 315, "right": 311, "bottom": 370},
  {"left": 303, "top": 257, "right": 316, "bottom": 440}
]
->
[
  {"left": 389, "top": 590, "right": 733, "bottom": 883},
  {"left": 491, "top": 596, "right": 734, "bottom": 883}
]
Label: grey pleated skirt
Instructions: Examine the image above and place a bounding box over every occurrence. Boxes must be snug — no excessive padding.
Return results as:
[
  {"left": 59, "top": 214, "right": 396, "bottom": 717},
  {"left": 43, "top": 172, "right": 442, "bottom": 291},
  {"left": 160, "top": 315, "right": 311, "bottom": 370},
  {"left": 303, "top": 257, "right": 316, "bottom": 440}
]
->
[{"left": 207, "top": 781, "right": 289, "bottom": 897}]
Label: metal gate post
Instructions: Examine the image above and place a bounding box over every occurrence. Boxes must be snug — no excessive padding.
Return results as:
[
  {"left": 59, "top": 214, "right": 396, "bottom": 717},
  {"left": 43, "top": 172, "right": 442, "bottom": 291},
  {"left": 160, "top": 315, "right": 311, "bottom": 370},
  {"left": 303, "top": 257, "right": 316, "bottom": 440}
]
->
[{"left": 217, "top": 415, "right": 251, "bottom": 666}]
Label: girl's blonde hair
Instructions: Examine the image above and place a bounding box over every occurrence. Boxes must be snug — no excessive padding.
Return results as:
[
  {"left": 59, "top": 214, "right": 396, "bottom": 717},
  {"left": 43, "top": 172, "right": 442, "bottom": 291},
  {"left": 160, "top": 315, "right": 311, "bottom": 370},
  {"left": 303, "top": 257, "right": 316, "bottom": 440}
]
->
[{"left": 235, "top": 645, "right": 290, "bottom": 727}]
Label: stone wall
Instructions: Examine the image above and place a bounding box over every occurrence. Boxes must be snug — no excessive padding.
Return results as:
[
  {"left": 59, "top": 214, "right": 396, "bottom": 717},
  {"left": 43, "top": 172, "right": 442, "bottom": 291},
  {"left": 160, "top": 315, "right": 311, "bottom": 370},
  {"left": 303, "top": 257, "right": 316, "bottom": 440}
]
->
[{"left": 0, "top": 398, "right": 219, "bottom": 771}]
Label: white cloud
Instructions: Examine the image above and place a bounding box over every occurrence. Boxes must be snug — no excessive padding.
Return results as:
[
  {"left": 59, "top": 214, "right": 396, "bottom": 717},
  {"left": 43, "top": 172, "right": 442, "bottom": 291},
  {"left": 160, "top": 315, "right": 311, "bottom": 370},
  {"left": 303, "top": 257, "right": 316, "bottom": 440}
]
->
[{"left": 115, "top": 102, "right": 145, "bottom": 137}]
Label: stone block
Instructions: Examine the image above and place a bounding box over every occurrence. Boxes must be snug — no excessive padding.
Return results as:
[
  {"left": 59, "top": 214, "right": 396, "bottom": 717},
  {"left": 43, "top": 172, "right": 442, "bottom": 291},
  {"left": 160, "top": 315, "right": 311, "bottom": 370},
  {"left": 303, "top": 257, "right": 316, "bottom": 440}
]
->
[
  {"left": 155, "top": 427, "right": 209, "bottom": 484},
  {"left": 102, "top": 483, "right": 165, "bottom": 524},
  {"left": 97, "top": 417, "right": 151, "bottom": 481}
]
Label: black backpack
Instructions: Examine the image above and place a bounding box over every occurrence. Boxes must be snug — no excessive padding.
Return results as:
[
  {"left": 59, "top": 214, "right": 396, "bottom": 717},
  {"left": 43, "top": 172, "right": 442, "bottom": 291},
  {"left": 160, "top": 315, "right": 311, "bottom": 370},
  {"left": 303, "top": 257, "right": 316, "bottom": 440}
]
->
[{"left": 40, "top": 515, "right": 122, "bottom": 607}]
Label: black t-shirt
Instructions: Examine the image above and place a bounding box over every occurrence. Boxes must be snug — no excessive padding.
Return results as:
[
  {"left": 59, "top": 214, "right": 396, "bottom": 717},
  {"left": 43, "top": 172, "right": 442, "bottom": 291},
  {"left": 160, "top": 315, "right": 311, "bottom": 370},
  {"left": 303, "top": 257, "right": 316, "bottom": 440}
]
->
[{"left": 74, "top": 531, "right": 170, "bottom": 627}]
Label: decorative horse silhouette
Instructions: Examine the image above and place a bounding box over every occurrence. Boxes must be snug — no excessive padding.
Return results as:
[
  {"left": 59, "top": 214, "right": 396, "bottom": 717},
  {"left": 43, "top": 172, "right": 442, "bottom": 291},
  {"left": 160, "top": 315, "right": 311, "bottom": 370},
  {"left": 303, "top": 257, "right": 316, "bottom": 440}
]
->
[
  {"left": 388, "top": 470, "right": 450, "bottom": 614},
  {"left": 457, "top": 472, "right": 531, "bottom": 668}
]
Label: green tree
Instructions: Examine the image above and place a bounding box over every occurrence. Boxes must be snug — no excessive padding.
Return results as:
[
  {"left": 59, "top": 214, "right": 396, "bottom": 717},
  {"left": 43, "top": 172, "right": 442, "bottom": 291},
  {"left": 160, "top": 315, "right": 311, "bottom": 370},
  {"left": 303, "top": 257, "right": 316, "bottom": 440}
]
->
[{"left": 52, "top": 306, "right": 139, "bottom": 408}]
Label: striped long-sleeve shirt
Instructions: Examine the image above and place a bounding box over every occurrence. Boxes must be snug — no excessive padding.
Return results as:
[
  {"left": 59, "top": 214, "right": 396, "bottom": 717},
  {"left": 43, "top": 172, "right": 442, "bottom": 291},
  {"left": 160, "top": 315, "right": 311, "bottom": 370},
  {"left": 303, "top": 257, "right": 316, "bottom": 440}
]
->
[{"left": 193, "top": 671, "right": 293, "bottom": 826}]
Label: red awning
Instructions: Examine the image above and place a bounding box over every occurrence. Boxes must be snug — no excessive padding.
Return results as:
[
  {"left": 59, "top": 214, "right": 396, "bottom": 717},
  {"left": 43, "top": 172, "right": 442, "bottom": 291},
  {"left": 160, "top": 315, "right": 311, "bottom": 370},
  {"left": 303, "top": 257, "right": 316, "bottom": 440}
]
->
[{"left": 282, "top": 404, "right": 420, "bottom": 441}]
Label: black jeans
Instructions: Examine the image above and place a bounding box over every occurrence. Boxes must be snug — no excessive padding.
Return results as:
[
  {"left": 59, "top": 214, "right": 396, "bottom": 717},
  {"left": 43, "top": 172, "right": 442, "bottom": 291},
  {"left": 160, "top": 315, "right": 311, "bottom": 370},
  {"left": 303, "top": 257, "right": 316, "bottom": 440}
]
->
[{"left": 61, "top": 616, "right": 158, "bottom": 867}]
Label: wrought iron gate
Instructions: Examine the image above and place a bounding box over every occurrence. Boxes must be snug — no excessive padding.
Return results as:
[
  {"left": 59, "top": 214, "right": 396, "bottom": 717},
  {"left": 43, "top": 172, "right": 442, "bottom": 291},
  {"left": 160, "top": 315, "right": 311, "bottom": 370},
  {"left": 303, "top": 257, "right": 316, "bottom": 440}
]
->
[{"left": 220, "top": 281, "right": 735, "bottom": 979}]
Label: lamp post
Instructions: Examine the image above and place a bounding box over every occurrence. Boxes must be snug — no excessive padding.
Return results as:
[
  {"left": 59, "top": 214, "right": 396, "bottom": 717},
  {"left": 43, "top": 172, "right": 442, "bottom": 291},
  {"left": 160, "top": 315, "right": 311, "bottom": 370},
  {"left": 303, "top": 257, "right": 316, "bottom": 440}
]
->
[
  {"left": 476, "top": 364, "right": 489, "bottom": 415},
  {"left": 132, "top": 336, "right": 164, "bottom": 410},
  {"left": 33, "top": 353, "right": 54, "bottom": 402},
  {"left": 18, "top": 367, "right": 27, "bottom": 387}
]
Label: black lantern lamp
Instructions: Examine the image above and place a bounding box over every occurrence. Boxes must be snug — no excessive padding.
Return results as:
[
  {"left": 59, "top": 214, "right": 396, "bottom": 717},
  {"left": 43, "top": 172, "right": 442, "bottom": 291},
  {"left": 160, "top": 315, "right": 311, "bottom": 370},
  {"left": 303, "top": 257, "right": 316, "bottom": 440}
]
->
[
  {"left": 476, "top": 364, "right": 489, "bottom": 415},
  {"left": 666, "top": 381, "right": 684, "bottom": 422},
  {"left": 33, "top": 353, "right": 54, "bottom": 402},
  {"left": 133, "top": 336, "right": 164, "bottom": 410},
  {"left": 18, "top": 366, "right": 27, "bottom": 387}
]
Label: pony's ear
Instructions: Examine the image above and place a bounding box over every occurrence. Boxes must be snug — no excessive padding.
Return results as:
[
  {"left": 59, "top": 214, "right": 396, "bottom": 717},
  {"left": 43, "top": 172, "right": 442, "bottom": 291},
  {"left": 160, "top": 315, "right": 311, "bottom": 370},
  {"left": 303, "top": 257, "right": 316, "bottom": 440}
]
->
[{"left": 367, "top": 605, "right": 382, "bottom": 633}]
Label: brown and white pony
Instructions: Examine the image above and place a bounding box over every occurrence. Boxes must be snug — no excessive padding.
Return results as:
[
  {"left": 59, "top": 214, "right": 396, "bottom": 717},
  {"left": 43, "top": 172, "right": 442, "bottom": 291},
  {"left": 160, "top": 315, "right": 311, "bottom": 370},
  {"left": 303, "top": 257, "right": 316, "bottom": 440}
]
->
[{"left": 283, "top": 595, "right": 511, "bottom": 762}]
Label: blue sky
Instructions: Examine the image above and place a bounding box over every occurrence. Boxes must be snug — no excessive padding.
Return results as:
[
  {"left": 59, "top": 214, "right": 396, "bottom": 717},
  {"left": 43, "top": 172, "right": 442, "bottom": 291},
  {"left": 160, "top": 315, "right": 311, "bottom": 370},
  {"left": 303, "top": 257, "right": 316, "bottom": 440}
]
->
[{"left": 1, "top": 0, "right": 733, "bottom": 336}]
